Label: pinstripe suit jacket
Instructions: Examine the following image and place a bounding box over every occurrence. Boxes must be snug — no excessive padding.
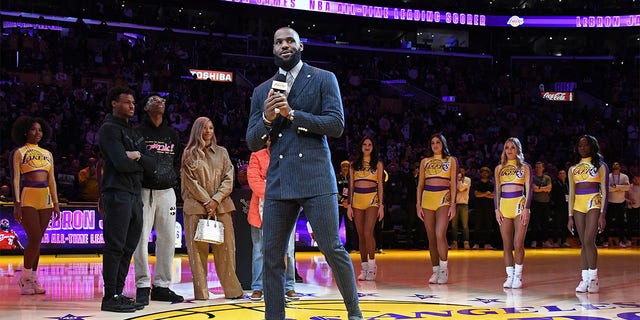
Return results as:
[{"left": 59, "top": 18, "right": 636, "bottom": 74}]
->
[{"left": 246, "top": 62, "right": 343, "bottom": 200}]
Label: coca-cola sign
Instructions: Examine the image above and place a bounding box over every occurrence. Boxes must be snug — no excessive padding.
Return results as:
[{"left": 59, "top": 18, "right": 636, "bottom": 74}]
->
[{"left": 541, "top": 91, "right": 574, "bottom": 102}]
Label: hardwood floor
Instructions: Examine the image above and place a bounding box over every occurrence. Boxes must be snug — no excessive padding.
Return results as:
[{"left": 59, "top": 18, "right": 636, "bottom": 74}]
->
[{"left": 0, "top": 248, "right": 638, "bottom": 320}]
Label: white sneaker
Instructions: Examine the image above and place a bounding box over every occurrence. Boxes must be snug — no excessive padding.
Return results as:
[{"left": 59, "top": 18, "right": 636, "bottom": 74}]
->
[
  {"left": 30, "top": 279, "right": 46, "bottom": 294},
  {"left": 587, "top": 278, "right": 599, "bottom": 293},
  {"left": 503, "top": 275, "right": 514, "bottom": 288},
  {"left": 437, "top": 268, "right": 448, "bottom": 284},
  {"left": 575, "top": 280, "right": 588, "bottom": 292},
  {"left": 19, "top": 277, "right": 35, "bottom": 295},
  {"left": 29, "top": 275, "right": 46, "bottom": 294},
  {"left": 358, "top": 263, "right": 368, "bottom": 281},
  {"left": 365, "top": 263, "right": 377, "bottom": 281},
  {"left": 428, "top": 267, "right": 439, "bottom": 284},
  {"left": 511, "top": 275, "right": 522, "bottom": 289}
]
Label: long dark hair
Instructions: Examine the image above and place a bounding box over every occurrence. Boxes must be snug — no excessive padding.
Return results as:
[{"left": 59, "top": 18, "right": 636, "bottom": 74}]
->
[
  {"left": 353, "top": 136, "right": 379, "bottom": 172},
  {"left": 11, "top": 116, "right": 51, "bottom": 146},
  {"left": 426, "top": 133, "right": 451, "bottom": 159},
  {"left": 576, "top": 134, "right": 603, "bottom": 168}
]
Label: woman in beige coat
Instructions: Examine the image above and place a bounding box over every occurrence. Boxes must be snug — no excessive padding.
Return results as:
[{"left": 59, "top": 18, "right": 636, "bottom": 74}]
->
[{"left": 180, "top": 117, "right": 243, "bottom": 300}]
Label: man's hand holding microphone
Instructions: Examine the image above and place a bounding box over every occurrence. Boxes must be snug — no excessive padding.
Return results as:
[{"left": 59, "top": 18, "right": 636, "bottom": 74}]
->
[{"left": 263, "top": 73, "right": 294, "bottom": 125}]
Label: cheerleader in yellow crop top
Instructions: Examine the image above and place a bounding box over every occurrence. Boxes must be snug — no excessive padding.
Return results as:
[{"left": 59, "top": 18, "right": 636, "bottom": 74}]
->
[
  {"left": 416, "top": 134, "right": 457, "bottom": 284},
  {"left": 567, "top": 135, "right": 608, "bottom": 293},
  {"left": 347, "top": 136, "right": 384, "bottom": 281},
  {"left": 10, "top": 116, "right": 60, "bottom": 295},
  {"left": 494, "top": 137, "right": 531, "bottom": 289}
]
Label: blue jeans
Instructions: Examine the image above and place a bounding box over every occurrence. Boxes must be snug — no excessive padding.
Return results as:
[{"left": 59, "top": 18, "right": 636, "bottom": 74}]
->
[
  {"left": 263, "top": 194, "right": 361, "bottom": 320},
  {"left": 251, "top": 224, "right": 295, "bottom": 292}
]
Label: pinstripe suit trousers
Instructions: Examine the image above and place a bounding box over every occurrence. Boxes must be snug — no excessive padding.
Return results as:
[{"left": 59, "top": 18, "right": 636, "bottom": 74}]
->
[{"left": 262, "top": 193, "right": 361, "bottom": 319}]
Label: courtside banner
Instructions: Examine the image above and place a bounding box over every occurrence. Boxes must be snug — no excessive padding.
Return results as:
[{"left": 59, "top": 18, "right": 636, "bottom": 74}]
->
[{"left": 189, "top": 69, "right": 234, "bottom": 82}]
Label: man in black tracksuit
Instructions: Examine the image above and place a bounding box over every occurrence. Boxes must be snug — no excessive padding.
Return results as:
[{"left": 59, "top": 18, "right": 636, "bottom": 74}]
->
[
  {"left": 99, "top": 87, "right": 156, "bottom": 313},
  {"left": 133, "top": 93, "right": 184, "bottom": 305}
]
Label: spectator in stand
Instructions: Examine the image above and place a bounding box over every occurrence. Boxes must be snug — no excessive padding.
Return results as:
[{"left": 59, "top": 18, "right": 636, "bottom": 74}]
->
[
  {"left": 495, "top": 137, "right": 532, "bottom": 289},
  {"left": 473, "top": 167, "right": 496, "bottom": 250},
  {"left": 551, "top": 169, "right": 571, "bottom": 247},
  {"left": 405, "top": 161, "right": 426, "bottom": 248},
  {"left": 416, "top": 133, "right": 457, "bottom": 284},
  {"left": 530, "top": 161, "right": 553, "bottom": 248},
  {"left": 625, "top": 175, "right": 640, "bottom": 244},
  {"left": 78, "top": 157, "right": 100, "bottom": 202},
  {"left": 606, "top": 162, "right": 630, "bottom": 247},
  {"left": 55, "top": 157, "right": 78, "bottom": 202},
  {"left": 348, "top": 137, "right": 385, "bottom": 281},
  {"left": 337, "top": 160, "right": 357, "bottom": 252},
  {"left": 568, "top": 135, "right": 608, "bottom": 293},
  {"left": 451, "top": 166, "right": 471, "bottom": 250}
]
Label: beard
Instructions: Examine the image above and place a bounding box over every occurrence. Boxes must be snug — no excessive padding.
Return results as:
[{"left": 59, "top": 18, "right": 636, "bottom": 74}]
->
[{"left": 274, "top": 50, "right": 302, "bottom": 71}]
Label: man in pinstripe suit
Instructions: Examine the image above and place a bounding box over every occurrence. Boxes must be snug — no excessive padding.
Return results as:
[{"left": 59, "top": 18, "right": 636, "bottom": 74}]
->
[{"left": 246, "top": 27, "right": 363, "bottom": 320}]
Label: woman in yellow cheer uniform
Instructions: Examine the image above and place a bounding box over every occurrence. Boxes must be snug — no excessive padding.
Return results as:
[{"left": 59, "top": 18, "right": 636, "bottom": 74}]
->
[
  {"left": 11, "top": 116, "right": 60, "bottom": 295},
  {"left": 348, "top": 136, "right": 384, "bottom": 281},
  {"left": 567, "top": 135, "right": 608, "bottom": 293},
  {"left": 416, "top": 133, "right": 457, "bottom": 284},
  {"left": 494, "top": 137, "right": 532, "bottom": 289}
]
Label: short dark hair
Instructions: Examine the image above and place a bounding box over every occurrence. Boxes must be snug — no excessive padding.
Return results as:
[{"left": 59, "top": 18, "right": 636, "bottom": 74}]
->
[
  {"left": 107, "top": 86, "right": 135, "bottom": 111},
  {"left": 11, "top": 116, "right": 52, "bottom": 145}
]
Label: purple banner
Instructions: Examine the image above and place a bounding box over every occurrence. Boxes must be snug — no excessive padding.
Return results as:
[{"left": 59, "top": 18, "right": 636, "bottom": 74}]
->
[{"left": 222, "top": 0, "right": 640, "bottom": 28}]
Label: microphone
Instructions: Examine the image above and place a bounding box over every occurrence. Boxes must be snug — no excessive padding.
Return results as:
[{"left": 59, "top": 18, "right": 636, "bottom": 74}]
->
[{"left": 272, "top": 73, "right": 287, "bottom": 114}]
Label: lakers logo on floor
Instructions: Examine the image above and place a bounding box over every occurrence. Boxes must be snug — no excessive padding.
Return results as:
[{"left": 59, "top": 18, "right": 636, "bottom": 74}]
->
[{"left": 125, "top": 299, "right": 568, "bottom": 320}]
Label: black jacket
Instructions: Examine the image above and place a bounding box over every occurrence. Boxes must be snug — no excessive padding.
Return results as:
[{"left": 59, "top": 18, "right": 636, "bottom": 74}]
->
[
  {"left": 136, "top": 114, "right": 182, "bottom": 190},
  {"left": 98, "top": 113, "right": 155, "bottom": 195}
]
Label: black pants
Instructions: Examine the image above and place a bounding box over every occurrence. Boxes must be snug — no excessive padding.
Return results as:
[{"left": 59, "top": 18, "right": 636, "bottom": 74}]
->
[
  {"left": 338, "top": 206, "right": 358, "bottom": 251},
  {"left": 553, "top": 203, "right": 569, "bottom": 243},
  {"left": 628, "top": 207, "right": 640, "bottom": 238},
  {"left": 606, "top": 202, "right": 627, "bottom": 240},
  {"left": 530, "top": 201, "right": 551, "bottom": 245},
  {"left": 101, "top": 191, "right": 143, "bottom": 297},
  {"left": 473, "top": 209, "right": 495, "bottom": 247}
]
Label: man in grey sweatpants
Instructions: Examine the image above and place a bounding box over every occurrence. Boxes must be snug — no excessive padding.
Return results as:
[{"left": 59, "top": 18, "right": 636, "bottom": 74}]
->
[{"left": 133, "top": 93, "right": 184, "bottom": 305}]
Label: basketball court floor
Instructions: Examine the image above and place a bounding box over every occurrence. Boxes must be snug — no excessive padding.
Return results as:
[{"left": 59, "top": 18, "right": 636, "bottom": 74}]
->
[{"left": 0, "top": 248, "right": 638, "bottom": 320}]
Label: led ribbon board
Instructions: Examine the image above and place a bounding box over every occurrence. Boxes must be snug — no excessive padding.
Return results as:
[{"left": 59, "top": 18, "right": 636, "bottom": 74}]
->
[{"left": 222, "top": 0, "right": 640, "bottom": 28}]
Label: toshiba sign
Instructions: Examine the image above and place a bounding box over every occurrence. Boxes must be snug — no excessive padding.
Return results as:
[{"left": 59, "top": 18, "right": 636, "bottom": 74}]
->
[
  {"left": 189, "top": 69, "right": 234, "bottom": 82},
  {"left": 541, "top": 91, "right": 574, "bottom": 102}
]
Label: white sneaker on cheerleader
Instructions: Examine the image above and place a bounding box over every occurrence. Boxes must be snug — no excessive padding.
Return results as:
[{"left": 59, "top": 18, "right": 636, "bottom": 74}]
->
[
  {"left": 575, "top": 279, "right": 588, "bottom": 293},
  {"left": 18, "top": 277, "right": 35, "bottom": 295},
  {"left": 29, "top": 276, "right": 46, "bottom": 294},
  {"left": 587, "top": 278, "right": 599, "bottom": 293},
  {"left": 437, "top": 268, "right": 448, "bottom": 284},
  {"left": 365, "top": 263, "right": 377, "bottom": 281},
  {"left": 428, "top": 269, "right": 439, "bottom": 284},
  {"left": 358, "top": 263, "right": 368, "bottom": 281},
  {"left": 503, "top": 275, "right": 514, "bottom": 288},
  {"left": 511, "top": 275, "right": 522, "bottom": 289}
]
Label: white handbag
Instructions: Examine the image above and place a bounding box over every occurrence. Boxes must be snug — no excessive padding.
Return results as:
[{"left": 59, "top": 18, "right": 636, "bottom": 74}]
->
[{"left": 194, "top": 216, "right": 224, "bottom": 244}]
